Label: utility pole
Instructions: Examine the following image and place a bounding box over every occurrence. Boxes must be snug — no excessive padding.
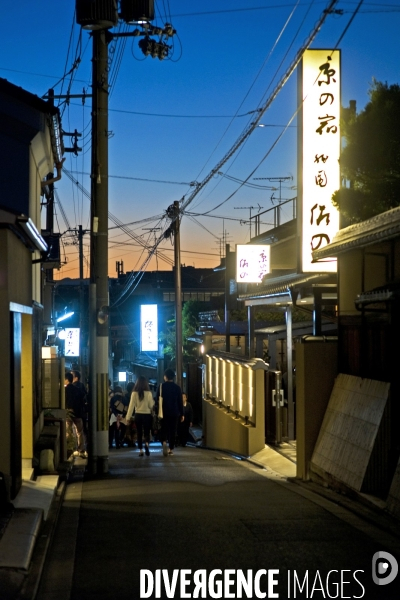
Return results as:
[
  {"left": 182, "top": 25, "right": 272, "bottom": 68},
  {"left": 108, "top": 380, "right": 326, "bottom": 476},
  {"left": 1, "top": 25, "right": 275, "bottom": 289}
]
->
[
  {"left": 88, "top": 27, "right": 110, "bottom": 475},
  {"left": 78, "top": 225, "right": 88, "bottom": 385},
  {"left": 172, "top": 201, "right": 183, "bottom": 388},
  {"left": 143, "top": 227, "right": 161, "bottom": 271},
  {"left": 215, "top": 223, "right": 231, "bottom": 260},
  {"left": 75, "top": 2, "right": 177, "bottom": 473}
]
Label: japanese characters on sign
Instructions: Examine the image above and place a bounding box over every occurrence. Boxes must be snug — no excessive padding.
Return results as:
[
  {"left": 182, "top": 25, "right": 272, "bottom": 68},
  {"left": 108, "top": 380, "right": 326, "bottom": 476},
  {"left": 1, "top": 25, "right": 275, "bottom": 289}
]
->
[
  {"left": 300, "top": 49, "right": 340, "bottom": 272},
  {"left": 236, "top": 245, "right": 271, "bottom": 283},
  {"left": 140, "top": 304, "right": 158, "bottom": 352},
  {"left": 64, "top": 328, "right": 80, "bottom": 357}
]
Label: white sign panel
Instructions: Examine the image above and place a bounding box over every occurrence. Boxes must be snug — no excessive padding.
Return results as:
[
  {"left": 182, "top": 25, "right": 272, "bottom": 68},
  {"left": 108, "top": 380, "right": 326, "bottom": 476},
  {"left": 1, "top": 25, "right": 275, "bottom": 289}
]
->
[
  {"left": 64, "top": 328, "right": 80, "bottom": 357},
  {"left": 140, "top": 304, "right": 158, "bottom": 352},
  {"left": 236, "top": 245, "right": 271, "bottom": 283},
  {"left": 300, "top": 49, "right": 340, "bottom": 272}
]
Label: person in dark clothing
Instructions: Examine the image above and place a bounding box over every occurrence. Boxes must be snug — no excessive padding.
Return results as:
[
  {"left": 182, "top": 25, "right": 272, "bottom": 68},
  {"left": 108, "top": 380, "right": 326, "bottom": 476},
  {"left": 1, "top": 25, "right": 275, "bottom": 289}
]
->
[
  {"left": 65, "top": 372, "right": 86, "bottom": 457},
  {"left": 72, "top": 370, "right": 88, "bottom": 435},
  {"left": 177, "top": 393, "right": 193, "bottom": 447},
  {"left": 156, "top": 368, "right": 184, "bottom": 456},
  {"left": 109, "top": 386, "right": 129, "bottom": 449}
]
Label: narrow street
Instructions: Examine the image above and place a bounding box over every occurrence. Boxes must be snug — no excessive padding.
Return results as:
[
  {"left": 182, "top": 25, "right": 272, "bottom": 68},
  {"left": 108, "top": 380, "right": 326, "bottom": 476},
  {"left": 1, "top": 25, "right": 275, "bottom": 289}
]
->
[{"left": 37, "top": 444, "right": 400, "bottom": 600}]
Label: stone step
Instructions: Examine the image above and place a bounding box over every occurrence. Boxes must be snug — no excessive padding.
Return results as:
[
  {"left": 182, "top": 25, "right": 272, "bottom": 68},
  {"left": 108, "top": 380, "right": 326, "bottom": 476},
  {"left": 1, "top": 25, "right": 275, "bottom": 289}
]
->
[
  {"left": 12, "top": 475, "right": 59, "bottom": 521},
  {"left": 0, "top": 508, "right": 42, "bottom": 571}
]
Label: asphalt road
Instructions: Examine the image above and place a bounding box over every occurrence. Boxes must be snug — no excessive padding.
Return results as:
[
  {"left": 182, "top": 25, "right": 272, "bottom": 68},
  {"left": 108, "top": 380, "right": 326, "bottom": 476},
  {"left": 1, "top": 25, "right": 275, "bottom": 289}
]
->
[{"left": 37, "top": 444, "right": 400, "bottom": 600}]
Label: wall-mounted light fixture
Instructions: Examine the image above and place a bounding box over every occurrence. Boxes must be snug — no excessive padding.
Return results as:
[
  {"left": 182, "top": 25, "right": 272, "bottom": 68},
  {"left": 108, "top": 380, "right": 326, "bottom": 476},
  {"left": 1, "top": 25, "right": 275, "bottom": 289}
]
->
[
  {"left": 56, "top": 311, "right": 75, "bottom": 323},
  {"left": 17, "top": 216, "right": 48, "bottom": 252}
]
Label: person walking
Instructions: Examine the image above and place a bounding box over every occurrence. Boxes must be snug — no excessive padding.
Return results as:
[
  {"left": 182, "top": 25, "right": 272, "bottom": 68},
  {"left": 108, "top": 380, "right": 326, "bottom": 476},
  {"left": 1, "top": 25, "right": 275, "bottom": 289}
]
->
[
  {"left": 65, "top": 372, "right": 86, "bottom": 458},
  {"left": 156, "top": 369, "right": 184, "bottom": 456},
  {"left": 126, "top": 376, "right": 154, "bottom": 456},
  {"left": 177, "top": 393, "right": 193, "bottom": 447},
  {"left": 109, "top": 386, "right": 128, "bottom": 449},
  {"left": 71, "top": 370, "right": 88, "bottom": 439},
  {"left": 123, "top": 381, "right": 136, "bottom": 447}
]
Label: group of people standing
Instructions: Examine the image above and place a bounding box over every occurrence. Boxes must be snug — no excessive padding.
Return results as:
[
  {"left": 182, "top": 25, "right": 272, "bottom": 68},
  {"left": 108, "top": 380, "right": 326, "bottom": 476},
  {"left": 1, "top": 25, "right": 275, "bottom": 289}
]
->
[
  {"left": 65, "top": 367, "right": 193, "bottom": 459},
  {"left": 109, "top": 368, "right": 193, "bottom": 457}
]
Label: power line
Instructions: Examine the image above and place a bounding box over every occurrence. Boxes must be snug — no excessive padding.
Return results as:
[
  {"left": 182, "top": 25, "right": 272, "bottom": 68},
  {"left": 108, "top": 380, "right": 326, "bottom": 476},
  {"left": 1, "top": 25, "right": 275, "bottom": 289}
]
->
[
  {"left": 180, "top": 0, "right": 339, "bottom": 214},
  {"left": 108, "top": 239, "right": 219, "bottom": 257},
  {"left": 69, "top": 170, "right": 194, "bottom": 186},
  {"left": 188, "top": 1, "right": 302, "bottom": 198}
]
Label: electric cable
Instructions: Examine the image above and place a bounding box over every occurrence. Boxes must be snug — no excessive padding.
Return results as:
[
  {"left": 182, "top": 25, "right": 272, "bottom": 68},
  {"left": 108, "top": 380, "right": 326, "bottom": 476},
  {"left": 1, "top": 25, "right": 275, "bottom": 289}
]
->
[
  {"left": 70, "top": 170, "right": 194, "bottom": 186},
  {"left": 189, "top": 0, "right": 314, "bottom": 213},
  {"left": 179, "top": 0, "right": 339, "bottom": 215},
  {"left": 182, "top": 0, "right": 363, "bottom": 229},
  {"left": 188, "top": 0, "right": 302, "bottom": 202}
]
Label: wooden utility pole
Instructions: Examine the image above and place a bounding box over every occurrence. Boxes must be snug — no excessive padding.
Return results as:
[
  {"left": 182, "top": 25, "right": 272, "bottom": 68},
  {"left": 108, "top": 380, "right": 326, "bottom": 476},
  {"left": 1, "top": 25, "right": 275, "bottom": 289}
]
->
[
  {"left": 88, "top": 28, "right": 110, "bottom": 475},
  {"left": 173, "top": 201, "right": 183, "bottom": 388},
  {"left": 78, "top": 225, "right": 87, "bottom": 386}
]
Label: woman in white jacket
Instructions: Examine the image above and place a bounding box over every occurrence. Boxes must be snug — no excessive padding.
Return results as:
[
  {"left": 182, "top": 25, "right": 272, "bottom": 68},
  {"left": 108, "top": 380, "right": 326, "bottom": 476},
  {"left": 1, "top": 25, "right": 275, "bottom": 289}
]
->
[{"left": 126, "top": 376, "right": 154, "bottom": 456}]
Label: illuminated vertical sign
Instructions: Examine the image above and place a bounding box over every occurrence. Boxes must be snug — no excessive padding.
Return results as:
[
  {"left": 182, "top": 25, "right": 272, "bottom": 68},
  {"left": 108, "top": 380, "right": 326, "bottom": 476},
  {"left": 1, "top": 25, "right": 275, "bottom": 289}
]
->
[
  {"left": 140, "top": 304, "right": 158, "bottom": 352},
  {"left": 236, "top": 244, "right": 271, "bottom": 283},
  {"left": 64, "top": 328, "right": 80, "bottom": 357},
  {"left": 299, "top": 49, "right": 340, "bottom": 272}
]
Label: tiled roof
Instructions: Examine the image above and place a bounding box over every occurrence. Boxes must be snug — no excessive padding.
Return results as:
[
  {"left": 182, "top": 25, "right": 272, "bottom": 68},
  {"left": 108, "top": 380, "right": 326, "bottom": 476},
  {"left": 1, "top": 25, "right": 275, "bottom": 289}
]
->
[
  {"left": 313, "top": 206, "right": 400, "bottom": 260},
  {"left": 239, "top": 272, "right": 335, "bottom": 300}
]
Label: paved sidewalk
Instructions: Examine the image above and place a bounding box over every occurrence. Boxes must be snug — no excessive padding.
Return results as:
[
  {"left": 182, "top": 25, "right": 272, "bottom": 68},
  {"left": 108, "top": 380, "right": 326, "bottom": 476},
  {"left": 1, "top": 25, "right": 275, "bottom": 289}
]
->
[{"left": 0, "top": 440, "right": 399, "bottom": 599}]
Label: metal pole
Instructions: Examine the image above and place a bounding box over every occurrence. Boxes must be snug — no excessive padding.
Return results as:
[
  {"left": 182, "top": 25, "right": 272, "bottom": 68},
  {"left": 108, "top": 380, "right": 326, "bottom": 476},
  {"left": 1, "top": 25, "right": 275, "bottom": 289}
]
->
[
  {"left": 275, "top": 370, "right": 282, "bottom": 444},
  {"left": 88, "top": 283, "right": 98, "bottom": 474},
  {"left": 286, "top": 304, "right": 294, "bottom": 440},
  {"left": 248, "top": 305, "right": 255, "bottom": 358},
  {"left": 89, "top": 29, "right": 109, "bottom": 474},
  {"left": 174, "top": 201, "right": 183, "bottom": 388},
  {"left": 225, "top": 243, "right": 231, "bottom": 352},
  {"left": 313, "top": 288, "right": 322, "bottom": 336}
]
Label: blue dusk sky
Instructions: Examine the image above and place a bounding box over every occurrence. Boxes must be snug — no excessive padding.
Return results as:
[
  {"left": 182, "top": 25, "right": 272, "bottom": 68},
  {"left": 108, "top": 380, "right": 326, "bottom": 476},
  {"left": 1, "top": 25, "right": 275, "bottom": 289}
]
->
[{"left": 1, "top": 1, "right": 400, "bottom": 278}]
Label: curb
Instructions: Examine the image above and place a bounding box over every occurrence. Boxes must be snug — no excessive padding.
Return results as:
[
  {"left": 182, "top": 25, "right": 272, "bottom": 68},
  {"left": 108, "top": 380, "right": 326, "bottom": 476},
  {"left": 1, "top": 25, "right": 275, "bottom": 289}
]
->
[{"left": 18, "top": 480, "right": 67, "bottom": 600}]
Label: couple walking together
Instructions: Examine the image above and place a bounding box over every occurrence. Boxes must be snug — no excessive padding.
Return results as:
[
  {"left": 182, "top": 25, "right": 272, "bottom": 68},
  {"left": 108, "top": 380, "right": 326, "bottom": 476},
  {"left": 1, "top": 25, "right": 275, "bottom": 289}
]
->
[{"left": 126, "top": 368, "right": 184, "bottom": 456}]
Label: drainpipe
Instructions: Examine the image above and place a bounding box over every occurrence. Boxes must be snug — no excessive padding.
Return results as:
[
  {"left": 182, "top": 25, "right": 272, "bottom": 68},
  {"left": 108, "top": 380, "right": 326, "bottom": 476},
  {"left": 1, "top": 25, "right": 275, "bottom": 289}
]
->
[{"left": 41, "top": 159, "right": 65, "bottom": 187}]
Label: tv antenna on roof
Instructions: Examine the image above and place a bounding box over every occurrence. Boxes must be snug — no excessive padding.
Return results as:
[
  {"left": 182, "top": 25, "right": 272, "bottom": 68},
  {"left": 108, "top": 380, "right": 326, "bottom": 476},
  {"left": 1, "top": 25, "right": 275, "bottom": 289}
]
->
[
  {"left": 233, "top": 204, "right": 263, "bottom": 240},
  {"left": 253, "top": 176, "right": 293, "bottom": 204}
]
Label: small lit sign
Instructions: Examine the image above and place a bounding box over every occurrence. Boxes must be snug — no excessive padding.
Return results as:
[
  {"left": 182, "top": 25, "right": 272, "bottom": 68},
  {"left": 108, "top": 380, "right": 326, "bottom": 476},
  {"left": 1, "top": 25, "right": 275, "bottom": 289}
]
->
[
  {"left": 236, "top": 245, "right": 271, "bottom": 283},
  {"left": 140, "top": 304, "right": 158, "bottom": 352},
  {"left": 64, "top": 327, "right": 80, "bottom": 357},
  {"left": 299, "top": 49, "right": 340, "bottom": 272}
]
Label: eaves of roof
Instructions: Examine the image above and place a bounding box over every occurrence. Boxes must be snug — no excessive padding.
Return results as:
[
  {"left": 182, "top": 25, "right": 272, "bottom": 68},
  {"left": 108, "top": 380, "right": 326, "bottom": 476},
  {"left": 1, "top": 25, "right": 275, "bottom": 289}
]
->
[
  {"left": 131, "top": 353, "right": 157, "bottom": 368},
  {"left": 255, "top": 320, "right": 337, "bottom": 335},
  {"left": 238, "top": 271, "right": 335, "bottom": 301},
  {"left": 312, "top": 206, "right": 400, "bottom": 260},
  {"left": 0, "top": 77, "right": 58, "bottom": 116}
]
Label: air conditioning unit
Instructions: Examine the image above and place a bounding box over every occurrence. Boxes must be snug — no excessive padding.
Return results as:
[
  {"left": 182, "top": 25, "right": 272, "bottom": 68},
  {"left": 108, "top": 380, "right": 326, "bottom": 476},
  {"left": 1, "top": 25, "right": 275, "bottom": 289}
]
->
[
  {"left": 120, "top": 0, "right": 154, "bottom": 23},
  {"left": 76, "top": 0, "right": 118, "bottom": 30}
]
